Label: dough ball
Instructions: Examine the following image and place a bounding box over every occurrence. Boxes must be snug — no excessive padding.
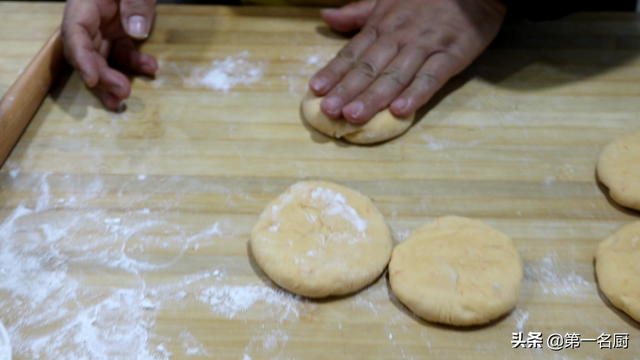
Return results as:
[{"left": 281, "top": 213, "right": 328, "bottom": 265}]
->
[
  {"left": 250, "top": 181, "right": 392, "bottom": 298},
  {"left": 301, "top": 93, "right": 415, "bottom": 144},
  {"left": 597, "top": 131, "right": 640, "bottom": 211},
  {"left": 595, "top": 221, "right": 640, "bottom": 323},
  {"left": 389, "top": 216, "right": 523, "bottom": 326}
]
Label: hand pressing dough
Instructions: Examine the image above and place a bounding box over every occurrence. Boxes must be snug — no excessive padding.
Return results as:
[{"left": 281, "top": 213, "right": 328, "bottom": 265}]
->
[
  {"left": 597, "top": 131, "right": 640, "bottom": 211},
  {"left": 250, "top": 181, "right": 392, "bottom": 298},
  {"left": 389, "top": 216, "right": 523, "bottom": 326},
  {"left": 301, "top": 93, "right": 415, "bottom": 144},
  {"left": 595, "top": 221, "right": 640, "bottom": 323}
]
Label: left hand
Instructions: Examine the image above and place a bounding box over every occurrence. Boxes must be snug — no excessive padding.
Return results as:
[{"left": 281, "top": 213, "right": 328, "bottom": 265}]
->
[
  {"left": 309, "top": 0, "right": 507, "bottom": 123},
  {"left": 61, "top": 0, "right": 158, "bottom": 110}
]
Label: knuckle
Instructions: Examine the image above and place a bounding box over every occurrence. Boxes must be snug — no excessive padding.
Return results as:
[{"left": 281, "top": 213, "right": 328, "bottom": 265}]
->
[
  {"left": 377, "top": 35, "right": 400, "bottom": 52},
  {"left": 438, "top": 33, "right": 457, "bottom": 50},
  {"left": 413, "top": 40, "right": 437, "bottom": 57},
  {"left": 415, "top": 71, "right": 440, "bottom": 89},
  {"left": 354, "top": 60, "right": 378, "bottom": 78},
  {"left": 416, "top": 29, "right": 455, "bottom": 54},
  {"left": 380, "top": 68, "right": 407, "bottom": 86},
  {"left": 445, "top": 45, "right": 466, "bottom": 64},
  {"left": 360, "top": 26, "right": 379, "bottom": 41},
  {"left": 419, "top": 27, "right": 435, "bottom": 38},
  {"left": 337, "top": 47, "right": 356, "bottom": 64},
  {"left": 377, "top": 12, "right": 411, "bottom": 33}
]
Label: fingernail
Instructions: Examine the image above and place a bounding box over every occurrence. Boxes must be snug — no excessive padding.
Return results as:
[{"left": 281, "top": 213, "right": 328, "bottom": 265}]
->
[
  {"left": 117, "top": 101, "right": 126, "bottom": 113},
  {"left": 141, "top": 63, "right": 155, "bottom": 74},
  {"left": 310, "top": 77, "right": 328, "bottom": 92},
  {"left": 392, "top": 98, "right": 407, "bottom": 112},
  {"left": 128, "top": 15, "right": 148, "bottom": 39},
  {"left": 322, "top": 96, "right": 342, "bottom": 115},
  {"left": 345, "top": 101, "right": 364, "bottom": 120}
]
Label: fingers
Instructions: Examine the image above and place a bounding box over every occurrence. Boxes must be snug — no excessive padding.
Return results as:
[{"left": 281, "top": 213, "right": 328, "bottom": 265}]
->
[
  {"left": 120, "top": 0, "right": 156, "bottom": 39},
  {"left": 62, "top": 0, "right": 101, "bottom": 87},
  {"left": 111, "top": 37, "right": 158, "bottom": 75},
  {"left": 94, "top": 88, "right": 124, "bottom": 111},
  {"left": 97, "top": 66, "right": 131, "bottom": 101},
  {"left": 390, "top": 52, "right": 460, "bottom": 118},
  {"left": 63, "top": 26, "right": 101, "bottom": 87},
  {"left": 80, "top": 54, "right": 131, "bottom": 111},
  {"left": 92, "top": 72, "right": 131, "bottom": 111},
  {"left": 342, "top": 45, "right": 426, "bottom": 123},
  {"left": 309, "top": 27, "right": 378, "bottom": 96},
  {"left": 319, "top": 37, "right": 399, "bottom": 118},
  {"left": 62, "top": 0, "right": 150, "bottom": 111},
  {"left": 320, "top": 0, "right": 375, "bottom": 33}
]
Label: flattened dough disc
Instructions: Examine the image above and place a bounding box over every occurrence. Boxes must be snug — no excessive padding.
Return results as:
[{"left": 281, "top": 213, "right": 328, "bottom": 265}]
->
[
  {"left": 597, "top": 131, "right": 640, "bottom": 211},
  {"left": 250, "top": 181, "right": 393, "bottom": 298},
  {"left": 595, "top": 221, "right": 640, "bottom": 323},
  {"left": 301, "top": 93, "right": 415, "bottom": 144},
  {"left": 389, "top": 216, "right": 523, "bottom": 326}
]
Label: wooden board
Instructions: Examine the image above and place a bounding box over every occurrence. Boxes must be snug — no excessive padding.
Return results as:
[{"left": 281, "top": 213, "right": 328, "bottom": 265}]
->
[{"left": 1, "top": 3, "right": 639, "bottom": 359}]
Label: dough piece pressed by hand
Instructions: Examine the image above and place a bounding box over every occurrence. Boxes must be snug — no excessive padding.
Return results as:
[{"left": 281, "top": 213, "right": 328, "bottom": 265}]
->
[
  {"left": 301, "top": 93, "right": 415, "bottom": 144},
  {"left": 595, "top": 221, "right": 640, "bottom": 323},
  {"left": 250, "top": 181, "right": 392, "bottom": 298},
  {"left": 389, "top": 216, "right": 523, "bottom": 326},
  {"left": 597, "top": 131, "right": 640, "bottom": 211}
]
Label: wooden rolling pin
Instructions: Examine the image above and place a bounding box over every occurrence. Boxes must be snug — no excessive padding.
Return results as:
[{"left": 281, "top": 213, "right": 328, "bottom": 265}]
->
[{"left": 0, "top": 28, "right": 64, "bottom": 167}]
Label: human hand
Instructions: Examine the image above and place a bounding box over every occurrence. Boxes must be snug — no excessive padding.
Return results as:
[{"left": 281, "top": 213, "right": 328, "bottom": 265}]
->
[
  {"left": 61, "top": 0, "right": 158, "bottom": 110},
  {"left": 309, "top": 0, "right": 506, "bottom": 123}
]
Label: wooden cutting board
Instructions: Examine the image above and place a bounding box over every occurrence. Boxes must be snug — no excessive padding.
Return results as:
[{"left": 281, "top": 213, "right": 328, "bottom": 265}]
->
[{"left": 1, "top": 3, "right": 639, "bottom": 359}]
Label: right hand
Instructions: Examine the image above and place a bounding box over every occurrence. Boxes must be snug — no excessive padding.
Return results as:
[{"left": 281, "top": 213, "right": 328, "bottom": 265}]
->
[
  {"left": 61, "top": 0, "right": 158, "bottom": 110},
  {"left": 310, "top": 0, "right": 506, "bottom": 124}
]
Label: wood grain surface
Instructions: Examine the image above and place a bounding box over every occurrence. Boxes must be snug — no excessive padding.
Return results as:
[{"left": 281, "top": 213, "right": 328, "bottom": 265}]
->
[{"left": 1, "top": 3, "right": 639, "bottom": 360}]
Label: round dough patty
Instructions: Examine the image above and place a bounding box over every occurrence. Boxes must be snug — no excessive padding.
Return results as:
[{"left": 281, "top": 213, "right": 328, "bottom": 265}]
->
[
  {"left": 595, "top": 221, "right": 640, "bottom": 323},
  {"left": 250, "top": 181, "right": 392, "bottom": 298},
  {"left": 597, "top": 131, "right": 640, "bottom": 211},
  {"left": 301, "top": 93, "right": 415, "bottom": 144},
  {"left": 389, "top": 216, "right": 523, "bottom": 326}
]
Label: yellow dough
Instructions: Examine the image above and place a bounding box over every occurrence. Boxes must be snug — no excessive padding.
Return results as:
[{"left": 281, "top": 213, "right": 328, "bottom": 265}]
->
[
  {"left": 595, "top": 221, "right": 640, "bottom": 323},
  {"left": 250, "top": 181, "right": 392, "bottom": 298},
  {"left": 389, "top": 216, "right": 523, "bottom": 326},
  {"left": 301, "top": 93, "right": 415, "bottom": 144},
  {"left": 597, "top": 131, "right": 640, "bottom": 211}
]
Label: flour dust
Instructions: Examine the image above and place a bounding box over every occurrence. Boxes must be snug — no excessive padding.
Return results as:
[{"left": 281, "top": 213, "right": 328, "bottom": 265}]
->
[{"left": 0, "top": 172, "right": 311, "bottom": 359}]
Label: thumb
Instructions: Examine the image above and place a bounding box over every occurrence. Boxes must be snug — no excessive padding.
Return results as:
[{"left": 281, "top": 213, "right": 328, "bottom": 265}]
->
[
  {"left": 120, "top": 0, "right": 156, "bottom": 40},
  {"left": 320, "top": 0, "right": 375, "bottom": 33}
]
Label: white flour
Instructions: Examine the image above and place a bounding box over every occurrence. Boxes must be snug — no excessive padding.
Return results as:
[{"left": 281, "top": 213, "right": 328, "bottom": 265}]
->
[
  {"left": 421, "top": 134, "right": 490, "bottom": 151},
  {"left": 524, "top": 253, "right": 592, "bottom": 298},
  {"left": 0, "top": 172, "right": 311, "bottom": 359},
  {"left": 390, "top": 227, "right": 412, "bottom": 242},
  {"left": 310, "top": 187, "right": 368, "bottom": 233},
  {"left": 264, "top": 184, "right": 369, "bottom": 248},
  {"left": 242, "top": 329, "right": 289, "bottom": 360},
  {"left": 179, "top": 330, "right": 211, "bottom": 357},
  {"left": 152, "top": 52, "right": 266, "bottom": 93},
  {"left": 350, "top": 282, "right": 390, "bottom": 317},
  {"left": 512, "top": 309, "right": 530, "bottom": 331},
  {"left": 196, "top": 284, "right": 307, "bottom": 323},
  {"left": 189, "top": 51, "right": 265, "bottom": 93}
]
